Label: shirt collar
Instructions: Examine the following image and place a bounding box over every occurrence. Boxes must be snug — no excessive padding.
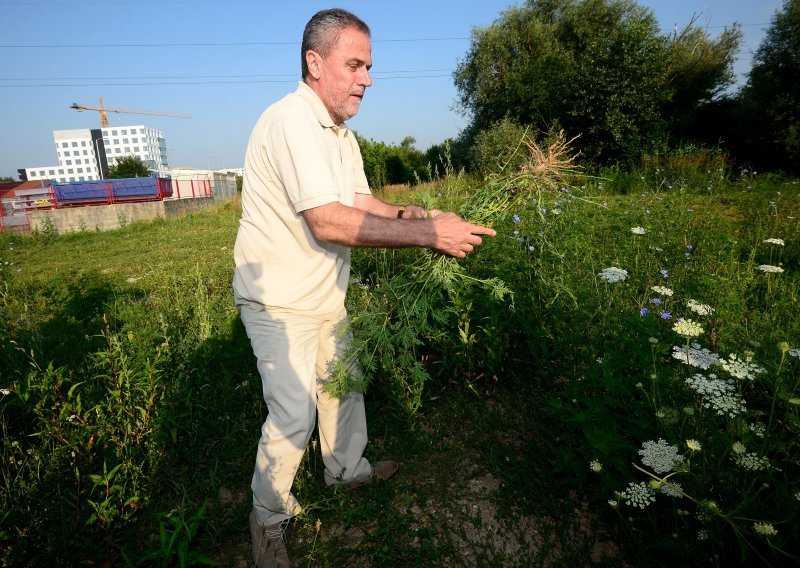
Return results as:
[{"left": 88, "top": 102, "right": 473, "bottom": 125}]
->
[{"left": 296, "top": 81, "right": 347, "bottom": 132}]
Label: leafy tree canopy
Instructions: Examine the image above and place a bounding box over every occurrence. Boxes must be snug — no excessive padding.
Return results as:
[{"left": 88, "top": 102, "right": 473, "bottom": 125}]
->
[
  {"left": 739, "top": 0, "right": 800, "bottom": 170},
  {"left": 454, "top": 0, "right": 740, "bottom": 166},
  {"left": 107, "top": 155, "right": 151, "bottom": 179}
]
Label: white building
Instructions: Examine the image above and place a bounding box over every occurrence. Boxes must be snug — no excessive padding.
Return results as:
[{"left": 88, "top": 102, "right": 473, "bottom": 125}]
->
[{"left": 23, "top": 125, "right": 170, "bottom": 183}]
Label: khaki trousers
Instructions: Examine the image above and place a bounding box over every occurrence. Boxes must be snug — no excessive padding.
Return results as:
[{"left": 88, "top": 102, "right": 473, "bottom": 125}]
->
[{"left": 237, "top": 299, "right": 373, "bottom": 526}]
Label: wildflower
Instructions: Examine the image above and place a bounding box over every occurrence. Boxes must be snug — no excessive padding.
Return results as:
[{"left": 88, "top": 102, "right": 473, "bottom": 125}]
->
[
  {"left": 631, "top": 226, "right": 646, "bottom": 235},
  {"left": 732, "top": 441, "right": 747, "bottom": 454},
  {"left": 621, "top": 482, "right": 656, "bottom": 509},
  {"left": 733, "top": 452, "right": 772, "bottom": 471},
  {"left": 659, "top": 481, "right": 684, "bottom": 498},
  {"left": 0, "top": 388, "right": 10, "bottom": 396},
  {"left": 795, "top": 492, "right": 800, "bottom": 501},
  {"left": 757, "top": 264, "right": 784, "bottom": 273},
  {"left": 607, "top": 500, "right": 618, "bottom": 508},
  {"left": 673, "top": 318, "right": 704, "bottom": 338},
  {"left": 651, "top": 285, "right": 673, "bottom": 296},
  {"left": 513, "top": 214, "right": 521, "bottom": 223},
  {"left": 686, "top": 299, "right": 714, "bottom": 316},
  {"left": 660, "top": 311, "right": 672, "bottom": 320},
  {"left": 672, "top": 343, "right": 719, "bottom": 369},
  {"left": 718, "top": 353, "right": 765, "bottom": 381},
  {"left": 527, "top": 245, "right": 535, "bottom": 252},
  {"left": 788, "top": 349, "right": 800, "bottom": 359},
  {"left": 685, "top": 373, "right": 746, "bottom": 418},
  {"left": 648, "top": 337, "right": 659, "bottom": 344},
  {"left": 753, "top": 522, "right": 778, "bottom": 537},
  {"left": 639, "top": 439, "right": 685, "bottom": 474},
  {"left": 749, "top": 423, "right": 766, "bottom": 438},
  {"left": 697, "top": 530, "right": 708, "bottom": 541},
  {"left": 762, "top": 238, "right": 785, "bottom": 246},
  {"left": 650, "top": 298, "right": 662, "bottom": 305},
  {"left": 660, "top": 269, "right": 668, "bottom": 279},
  {"left": 640, "top": 308, "right": 650, "bottom": 317},
  {"left": 589, "top": 460, "right": 603, "bottom": 472},
  {"left": 686, "top": 439, "right": 702, "bottom": 452},
  {"left": 598, "top": 267, "right": 628, "bottom": 283},
  {"left": 683, "top": 406, "right": 694, "bottom": 416}
]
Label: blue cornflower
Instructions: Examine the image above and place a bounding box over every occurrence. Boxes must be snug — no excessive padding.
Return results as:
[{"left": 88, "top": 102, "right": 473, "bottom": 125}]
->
[
  {"left": 541, "top": 207, "right": 547, "bottom": 215},
  {"left": 660, "top": 269, "right": 668, "bottom": 279},
  {"left": 650, "top": 298, "right": 662, "bottom": 305},
  {"left": 640, "top": 308, "right": 650, "bottom": 317},
  {"left": 513, "top": 214, "right": 521, "bottom": 223},
  {"left": 660, "top": 311, "right": 672, "bottom": 320}
]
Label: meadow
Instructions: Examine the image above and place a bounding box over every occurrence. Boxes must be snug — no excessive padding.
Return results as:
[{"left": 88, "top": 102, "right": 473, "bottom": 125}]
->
[{"left": 1, "top": 151, "right": 798, "bottom": 566}]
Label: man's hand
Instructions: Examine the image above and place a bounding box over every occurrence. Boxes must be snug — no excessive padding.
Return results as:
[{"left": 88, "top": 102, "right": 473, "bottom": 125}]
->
[
  {"left": 399, "top": 204, "right": 427, "bottom": 219},
  {"left": 430, "top": 213, "right": 496, "bottom": 258}
]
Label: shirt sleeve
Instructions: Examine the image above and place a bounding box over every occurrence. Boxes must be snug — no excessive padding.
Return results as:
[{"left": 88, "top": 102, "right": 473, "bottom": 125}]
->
[
  {"left": 350, "top": 134, "right": 372, "bottom": 195},
  {"left": 268, "top": 111, "right": 341, "bottom": 213}
]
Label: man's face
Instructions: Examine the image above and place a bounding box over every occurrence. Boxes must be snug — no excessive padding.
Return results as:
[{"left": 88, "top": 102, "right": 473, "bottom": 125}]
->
[{"left": 309, "top": 27, "right": 372, "bottom": 125}]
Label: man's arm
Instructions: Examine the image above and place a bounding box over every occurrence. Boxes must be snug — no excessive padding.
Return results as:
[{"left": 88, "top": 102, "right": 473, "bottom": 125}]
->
[
  {"left": 353, "top": 193, "right": 427, "bottom": 219},
  {"left": 302, "top": 201, "right": 495, "bottom": 258}
]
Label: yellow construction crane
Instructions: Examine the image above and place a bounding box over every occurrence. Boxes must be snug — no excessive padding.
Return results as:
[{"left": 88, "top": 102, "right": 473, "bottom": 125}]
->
[{"left": 69, "top": 97, "right": 190, "bottom": 128}]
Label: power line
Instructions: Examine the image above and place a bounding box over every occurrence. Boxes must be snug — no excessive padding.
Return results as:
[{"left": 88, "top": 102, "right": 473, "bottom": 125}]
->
[
  {"left": 0, "top": 75, "right": 454, "bottom": 88},
  {"left": 0, "top": 69, "right": 455, "bottom": 81},
  {"left": 0, "top": 38, "right": 471, "bottom": 49}
]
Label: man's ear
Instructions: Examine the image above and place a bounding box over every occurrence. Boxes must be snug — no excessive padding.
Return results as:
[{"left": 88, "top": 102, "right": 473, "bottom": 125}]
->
[{"left": 306, "top": 50, "right": 322, "bottom": 80}]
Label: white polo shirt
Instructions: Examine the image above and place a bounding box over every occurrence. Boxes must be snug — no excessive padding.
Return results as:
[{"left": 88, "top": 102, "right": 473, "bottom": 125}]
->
[{"left": 233, "top": 81, "right": 371, "bottom": 317}]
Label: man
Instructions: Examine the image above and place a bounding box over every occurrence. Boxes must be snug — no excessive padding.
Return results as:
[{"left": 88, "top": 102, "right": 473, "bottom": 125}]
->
[{"left": 233, "top": 8, "right": 495, "bottom": 567}]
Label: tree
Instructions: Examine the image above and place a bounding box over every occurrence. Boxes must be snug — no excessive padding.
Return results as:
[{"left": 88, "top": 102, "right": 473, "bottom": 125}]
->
[
  {"left": 738, "top": 0, "right": 800, "bottom": 172},
  {"left": 107, "top": 155, "right": 151, "bottom": 179},
  {"left": 454, "top": 0, "right": 740, "bottom": 166}
]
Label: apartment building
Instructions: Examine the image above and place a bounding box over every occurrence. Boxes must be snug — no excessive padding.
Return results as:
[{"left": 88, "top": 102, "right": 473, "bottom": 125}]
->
[{"left": 22, "top": 125, "right": 169, "bottom": 183}]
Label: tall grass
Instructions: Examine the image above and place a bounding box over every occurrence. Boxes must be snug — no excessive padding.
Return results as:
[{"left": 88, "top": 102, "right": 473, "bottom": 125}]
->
[{"left": 0, "top": 158, "right": 798, "bottom": 565}]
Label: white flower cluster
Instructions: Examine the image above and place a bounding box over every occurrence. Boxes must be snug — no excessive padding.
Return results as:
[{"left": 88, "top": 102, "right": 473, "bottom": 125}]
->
[
  {"left": 789, "top": 348, "right": 800, "bottom": 359},
  {"left": 686, "top": 299, "right": 714, "bottom": 316},
  {"left": 732, "top": 451, "right": 771, "bottom": 471},
  {"left": 685, "top": 373, "right": 746, "bottom": 418},
  {"left": 686, "top": 439, "right": 702, "bottom": 451},
  {"left": 598, "top": 266, "right": 628, "bottom": 283},
  {"left": 631, "top": 226, "right": 646, "bottom": 235},
  {"left": 639, "top": 438, "right": 685, "bottom": 474},
  {"left": 658, "top": 480, "right": 684, "bottom": 498},
  {"left": 749, "top": 423, "right": 766, "bottom": 438},
  {"left": 673, "top": 318, "right": 704, "bottom": 338},
  {"left": 753, "top": 522, "right": 778, "bottom": 537},
  {"left": 762, "top": 238, "right": 785, "bottom": 246},
  {"left": 651, "top": 285, "right": 674, "bottom": 296},
  {"left": 589, "top": 460, "right": 603, "bottom": 472},
  {"left": 757, "top": 264, "right": 784, "bottom": 273},
  {"left": 718, "top": 353, "right": 765, "bottom": 381},
  {"left": 620, "top": 482, "right": 656, "bottom": 509},
  {"left": 672, "top": 343, "right": 719, "bottom": 369}
]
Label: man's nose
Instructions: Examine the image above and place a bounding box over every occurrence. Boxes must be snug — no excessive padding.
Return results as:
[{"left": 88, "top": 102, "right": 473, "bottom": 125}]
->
[{"left": 359, "top": 67, "right": 372, "bottom": 87}]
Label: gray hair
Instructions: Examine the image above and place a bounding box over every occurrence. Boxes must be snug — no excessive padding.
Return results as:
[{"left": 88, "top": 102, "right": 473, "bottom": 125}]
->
[{"left": 301, "top": 8, "right": 371, "bottom": 79}]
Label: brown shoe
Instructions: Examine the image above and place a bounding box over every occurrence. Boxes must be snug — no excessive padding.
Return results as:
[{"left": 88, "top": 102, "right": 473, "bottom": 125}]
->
[
  {"left": 250, "top": 510, "right": 290, "bottom": 568},
  {"left": 345, "top": 460, "right": 399, "bottom": 489}
]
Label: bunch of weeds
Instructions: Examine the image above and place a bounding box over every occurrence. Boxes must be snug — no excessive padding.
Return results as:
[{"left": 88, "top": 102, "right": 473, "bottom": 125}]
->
[{"left": 328, "top": 131, "right": 581, "bottom": 413}]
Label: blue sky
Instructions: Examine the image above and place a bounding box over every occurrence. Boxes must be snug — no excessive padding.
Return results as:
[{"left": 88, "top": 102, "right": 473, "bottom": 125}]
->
[{"left": 0, "top": 0, "right": 782, "bottom": 178}]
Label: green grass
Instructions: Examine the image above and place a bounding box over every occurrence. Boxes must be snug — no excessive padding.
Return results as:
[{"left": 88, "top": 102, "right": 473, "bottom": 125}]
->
[{"left": 1, "top": 168, "right": 799, "bottom": 566}]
